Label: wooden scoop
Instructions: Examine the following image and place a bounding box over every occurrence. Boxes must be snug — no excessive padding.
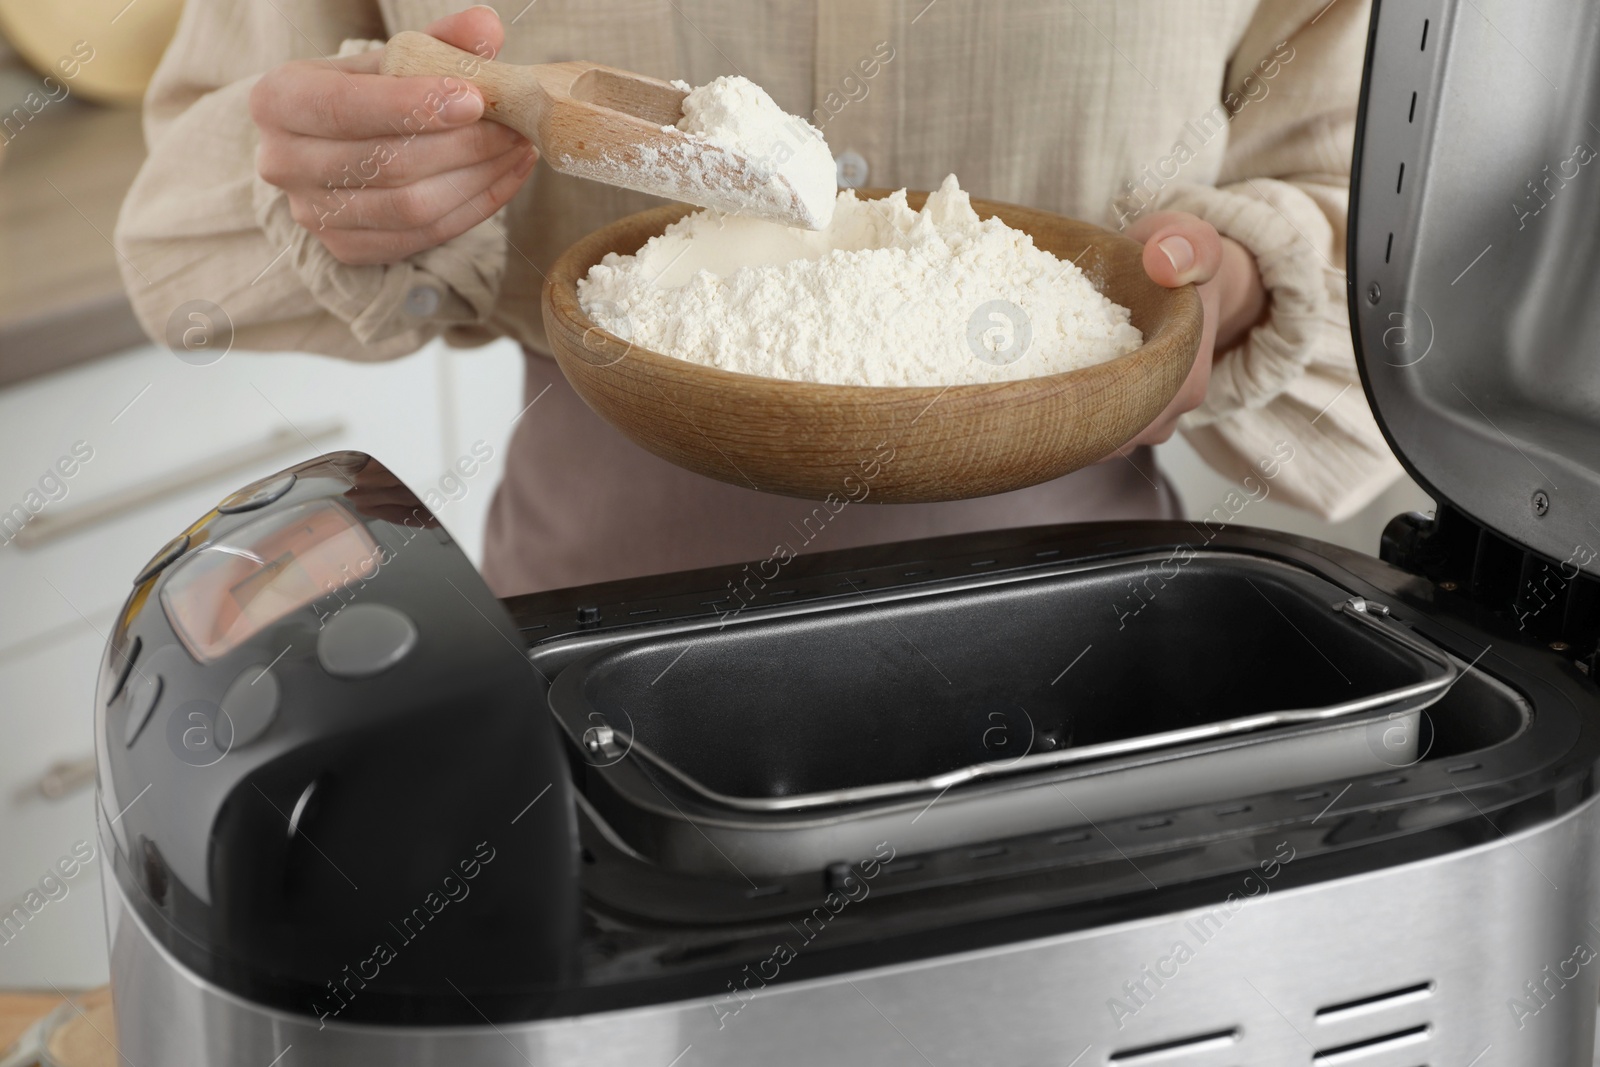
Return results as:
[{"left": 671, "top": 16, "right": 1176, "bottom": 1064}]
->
[{"left": 380, "top": 32, "right": 828, "bottom": 229}]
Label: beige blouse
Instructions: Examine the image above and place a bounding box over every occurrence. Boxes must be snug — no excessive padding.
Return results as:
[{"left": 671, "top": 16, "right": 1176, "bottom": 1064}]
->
[{"left": 116, "top": 0, "right": 1401, "bottom": 524}]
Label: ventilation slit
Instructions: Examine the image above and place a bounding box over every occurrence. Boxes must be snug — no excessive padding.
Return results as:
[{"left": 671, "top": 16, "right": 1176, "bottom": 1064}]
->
[
  {"left": 1397, "top": 162, "right": 1406, "bottom": 194},
  {"left": 1316, "top": 981, "right": 1435, "bottom": 1024},
  {"left": 1420, "top": 18, "right": 1430, "bottom": 50},
  {"left": 1385, "top": 233, "right": 1394, "bottom": 263},
  {"left": 1408, "top": 90, "right": 1418, "bottom": 122},
  {"left": 1109, "top": 1028, "right": 1239, "bottom": 1062},
  {"left": 1313, "top": 1024, "right": 1429, "bottom": 1064}
]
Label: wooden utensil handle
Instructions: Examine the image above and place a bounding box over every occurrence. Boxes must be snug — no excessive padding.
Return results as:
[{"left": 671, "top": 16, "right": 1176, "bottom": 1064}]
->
[{"left": 379, "top": 31, "right": 545, "bottom": 145}]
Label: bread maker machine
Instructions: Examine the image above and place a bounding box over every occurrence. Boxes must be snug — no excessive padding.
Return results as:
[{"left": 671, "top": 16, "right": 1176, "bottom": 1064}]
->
[{"left": 93, "top": 1, "right": 1600, "bottom": 1062}]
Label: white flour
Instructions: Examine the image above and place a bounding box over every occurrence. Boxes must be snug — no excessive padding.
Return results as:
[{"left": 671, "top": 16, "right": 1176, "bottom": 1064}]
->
[
  {"left": 674, "top": 76, "right": 836, "bottom": 229},
  {"left": 577, "top": 175, "right": 1144, "bottom": 387},
  {"left": 557, "top": 74, "right": 836, "bottom": 229}
]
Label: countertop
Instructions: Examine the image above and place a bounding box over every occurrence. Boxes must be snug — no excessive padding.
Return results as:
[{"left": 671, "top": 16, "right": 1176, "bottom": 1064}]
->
[
  {"left": 0, "top": 992, "right": 63, "bottom": 1049},
  {"left": 0, "top": 988, "right": 115, "bottom": 1067},
  {"left": 0, "top": 98, "right": 148, "bottom": 389}
]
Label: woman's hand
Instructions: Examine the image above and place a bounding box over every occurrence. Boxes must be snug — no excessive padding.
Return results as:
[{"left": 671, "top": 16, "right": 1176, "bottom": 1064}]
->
[
  {"left": 249, "top": 7, "right": 534, "bottom": 266},
  {"left": 1118, "top": 211, "right": 1268, "bottom": 448}
]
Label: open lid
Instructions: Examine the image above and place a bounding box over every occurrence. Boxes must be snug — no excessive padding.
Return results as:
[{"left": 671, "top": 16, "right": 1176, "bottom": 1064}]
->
[{"left": 1349, "top": 0, "right": 1600, "bottom": 578}]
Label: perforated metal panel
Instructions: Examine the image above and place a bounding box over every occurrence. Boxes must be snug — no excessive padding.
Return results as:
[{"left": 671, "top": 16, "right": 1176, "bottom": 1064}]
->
[{"left": 1352, "top": 0, "right": 1600, "bottom": 579}]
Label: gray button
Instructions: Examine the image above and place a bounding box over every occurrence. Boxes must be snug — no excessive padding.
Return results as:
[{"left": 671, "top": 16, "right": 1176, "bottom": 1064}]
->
[
  {"left": 317, "top": 603, "right": 418, "bottom": 679},
  {"left": 403, "top": 285, "right": 442, "bottom": 317},
  {"left": 123, "top": 673, "right": 164, "bottom": 747},
  {"left": 835, "top": 150, "right": 869, "bottom": 188},
  {"left": 221, "top": 665, "right": 281, "bottom": 748},
  {"left": 218, "top": 472, "right": 296, "bottom": 515}
]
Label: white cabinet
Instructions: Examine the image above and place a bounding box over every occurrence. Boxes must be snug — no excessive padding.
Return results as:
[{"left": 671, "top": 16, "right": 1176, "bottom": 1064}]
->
[
  {"left": 416, "top": 338, "right": 527, "bottom": 569},
  {"left": 0, "top": 629, "right": 109, "bottom": 989}
]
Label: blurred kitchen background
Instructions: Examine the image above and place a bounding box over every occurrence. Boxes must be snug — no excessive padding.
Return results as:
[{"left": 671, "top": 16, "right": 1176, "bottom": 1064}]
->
[{"left": 0, "top": 0, "right": 1432, "bottom": 998}]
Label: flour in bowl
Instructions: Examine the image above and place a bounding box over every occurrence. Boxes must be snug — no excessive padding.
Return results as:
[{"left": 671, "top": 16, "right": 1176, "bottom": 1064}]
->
[{"left": 577, "top": 175, "right": 1144, "bottom": 387}]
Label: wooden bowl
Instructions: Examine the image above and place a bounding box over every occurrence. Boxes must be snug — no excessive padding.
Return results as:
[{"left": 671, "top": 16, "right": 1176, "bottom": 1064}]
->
[{"left": 542, "top": 190, "right": 1203, "bottom": 503}]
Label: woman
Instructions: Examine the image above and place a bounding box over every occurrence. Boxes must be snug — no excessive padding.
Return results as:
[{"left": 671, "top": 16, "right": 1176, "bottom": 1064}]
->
[{"left": 115, "top": 0, "right": 1400, "bottom": 595}]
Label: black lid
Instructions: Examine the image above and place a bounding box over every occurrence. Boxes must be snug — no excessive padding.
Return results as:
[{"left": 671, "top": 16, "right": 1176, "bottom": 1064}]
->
[
  {"left": 1349, "top": 0, "right": 1600, "bottom": 578},
  {"left": 96, "top": 453, "right": 581, "bottom": 1024}
]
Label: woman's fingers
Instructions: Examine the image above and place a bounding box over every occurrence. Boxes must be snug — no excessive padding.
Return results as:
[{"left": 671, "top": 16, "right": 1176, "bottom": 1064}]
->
[
  {"left": 249, "top": 7, "right": 525, "bottom": 265},
  {"left": 313, "top": 152, "right": 535, "bottom": 264},
  {"left": 1127, "top": 211, "right": 1225, "bottom": 288},
  {"left": 422, "top": 6, "right": 506, "bottom": 58},
  {"left": 307, "top": 142, "right": 535, "bottom": 231},
  {"left": 1114, "top": 210, "right": 1230, "bottom": 451},
  {"left": 252, "top": 64, "right": 485, "bottom": 139},
  {"left": 259, "top": 122, "right": 529, "bottom": 191}
]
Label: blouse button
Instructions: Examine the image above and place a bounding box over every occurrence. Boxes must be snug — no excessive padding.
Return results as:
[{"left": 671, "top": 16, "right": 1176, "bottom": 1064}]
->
[
  {"left": 403, "top": 284, "right": 442, "bottom": 317},
  {"left": 835, "top": 150, "right": 869, "bottom": 188}
]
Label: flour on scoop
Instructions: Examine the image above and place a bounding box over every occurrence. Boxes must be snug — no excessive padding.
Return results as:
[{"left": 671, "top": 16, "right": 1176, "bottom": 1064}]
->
[
  {"left": 577, "top": 175, "right": 1144, "bottom": 386},
  {"left": 672, "top": 76, "right": 837, "bottom": 230},
  {"left": 556, "top": 74, "right": 837, "bottom": 229}
]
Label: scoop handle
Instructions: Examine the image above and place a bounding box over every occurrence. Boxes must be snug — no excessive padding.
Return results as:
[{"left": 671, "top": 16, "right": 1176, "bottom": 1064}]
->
[{"left": 379, "top": 31, "right": 549, "bottom": 145}]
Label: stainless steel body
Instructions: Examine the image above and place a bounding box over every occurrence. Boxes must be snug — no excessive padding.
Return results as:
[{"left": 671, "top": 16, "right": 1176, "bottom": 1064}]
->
[{"left": 106, "top": 792, "right": 1600, "bottom": 1066}]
